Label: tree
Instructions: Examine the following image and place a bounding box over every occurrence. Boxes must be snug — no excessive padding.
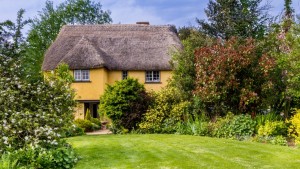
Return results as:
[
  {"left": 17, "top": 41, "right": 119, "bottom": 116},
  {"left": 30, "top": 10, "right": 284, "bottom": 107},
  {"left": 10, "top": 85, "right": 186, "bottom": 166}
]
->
[
  {"left": 0, "top": 9, "right": 30, "bottom": 58},
  {"left": 23, "top": 0, "right": 112, "bottom": 81},
  {"left": 170, "top": 27, "right": 213, "bottom": 99},
  {"left": 99, "top": 78, "right": 151, "bottom": 132},
  {"left": 194, "top": 37, "right": 276, "bottom": 116},
  {"left": 197, "top": 0, "right": 270, "bottom": 40},
  {"left": 61, "top": 0, "right": 112, "bottom": 24},
  {"left": 262, "top": 1, "right": 300, "bottom": 117}
]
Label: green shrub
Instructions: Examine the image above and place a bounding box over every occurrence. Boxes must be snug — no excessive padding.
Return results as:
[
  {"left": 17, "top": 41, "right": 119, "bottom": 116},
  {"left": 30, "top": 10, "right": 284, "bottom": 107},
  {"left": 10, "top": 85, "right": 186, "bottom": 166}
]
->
[
  {"left": 288, "top": 109, "right": 300, "bottom": 145},
  {"left": 251, "top": 136, "right": 287, "bottom": 146},
  {"left": 6, "top": 143, "right": 78, "bottom": 169},
  {"left": 100, "top": 78, "right": 152, "bottom": 132},
  {"left": 85, "top": 109, "right": 92, "bottom": 121},
  {"left": 255, "top": 112, "right": 283, "bottom": 132},
  {"left": 63, "top": 124, "right": 85, "bottom": 138},
  {"left": 176, "top": 116, "right": 209, "bottom": 136},
  {"left": 139, "top": 87, "right": 191, "bottom": 133},
  {"left": 210, "top": 113, "right": 234, "bottom": 137},
  {"left": 212, "top": 114, "right": 256, "bottom": 139},
  {"left": 258, "top": 121, "right": 288, "bottom": 137},
  {"left": 74, "top": 119, "right": 100, "bottom": 132},
  {"left": 90, "top": 118, "right": 102, "bottom": 126},
  {"left": 0, "top": 153, "right": 18, "bottom": 169}
]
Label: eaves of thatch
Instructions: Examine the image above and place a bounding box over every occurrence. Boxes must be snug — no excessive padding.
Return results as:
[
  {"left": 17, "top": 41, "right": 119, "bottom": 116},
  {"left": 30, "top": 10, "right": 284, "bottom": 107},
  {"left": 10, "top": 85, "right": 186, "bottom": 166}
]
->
[{"left": 42, "top": 24, "right": 182, "bottom": 71}]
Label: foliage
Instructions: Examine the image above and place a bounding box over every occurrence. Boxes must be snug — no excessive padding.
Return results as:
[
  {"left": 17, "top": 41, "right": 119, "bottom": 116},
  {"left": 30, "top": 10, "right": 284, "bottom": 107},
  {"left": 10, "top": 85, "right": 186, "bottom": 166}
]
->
[
  {"left": 194, "top": 37, "right": 276, "bottom": 116},
  {"left": 90, "top": 118, "right": 102, "bottom": 126},
  {"left": 258, "top": 121, "right": 288, "bottom": 137},
  {"left": 255, "top": 112, "right": 283, "bottom": 130},
  {"left": 212, "top": 114, "right": 256, "bottom": 139},
  {"left": 85, "top": 109, "right": 92, "bottom": 121},
  {"left": 175, "top": 117, "right": 209, "bottom": 136},
  {"left": 0, "top": 9, "right": 30, "bottom": 58},
  {"left": 100, "top": 78, "right": 151, "bottom": 132},
  {"left": 288, "top": 109, "right": 300, "bottom": 145},
  {"left": 0, "top": 57, "right": 76, "bottom": 153},
  {"left": 139, "top": 87, "right": 191, "bottom": 133},
  {"left": 259, "top": 15, "right": 300, "bottom": 115},
  {"left": 63, "top": 124, "right": 85, "bottom": 138},
  {"left": 251, "top": 136, "right": 287, "bottom": 146},
  {"left": 0, "top": 153, "right": 18, "bottom": 169},
  {"left": 197, "top": 0, "right": 270, "bottom": 40},
  {"left": 74, "top": 119, "right": 100, "bottom": 132},
  {"left": 23, "top": 0, "right": 112, "bottom": 81},
  {"left": 170, "top": 28, "right": 213, "bottom": 99},
  {"left": 270, "top": 23, "right": 300, "bottom": 115},
  {"left": 2, "top": 143, "right": 78, "bottom": 169}
]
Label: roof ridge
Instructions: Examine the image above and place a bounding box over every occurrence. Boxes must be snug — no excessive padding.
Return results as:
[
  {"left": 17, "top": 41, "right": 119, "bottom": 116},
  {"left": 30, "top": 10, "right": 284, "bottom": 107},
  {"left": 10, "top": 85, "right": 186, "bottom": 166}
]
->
[{"left": 63, "top": 24, "right": 174, "bottom": 28}]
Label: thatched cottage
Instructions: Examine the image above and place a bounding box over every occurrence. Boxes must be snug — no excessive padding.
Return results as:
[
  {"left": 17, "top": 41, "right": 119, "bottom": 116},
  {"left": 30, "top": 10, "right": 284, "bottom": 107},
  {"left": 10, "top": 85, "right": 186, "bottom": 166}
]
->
[{"left": 42, "top": 23, "right": 182, "bottom": 119}]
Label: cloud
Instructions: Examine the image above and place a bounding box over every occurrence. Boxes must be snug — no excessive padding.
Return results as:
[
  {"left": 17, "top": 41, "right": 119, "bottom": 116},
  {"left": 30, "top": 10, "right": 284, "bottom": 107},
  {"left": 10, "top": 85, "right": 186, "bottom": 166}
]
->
[{"left": 0, "top": 0, "right": 65, "bottom": 22}]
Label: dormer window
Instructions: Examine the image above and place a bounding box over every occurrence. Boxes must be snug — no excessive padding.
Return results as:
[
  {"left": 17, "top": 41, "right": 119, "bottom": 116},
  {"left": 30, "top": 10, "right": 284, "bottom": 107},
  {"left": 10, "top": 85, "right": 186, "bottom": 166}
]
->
[{"left": 74, "top": 70, "right": 90, "bottom": 81}]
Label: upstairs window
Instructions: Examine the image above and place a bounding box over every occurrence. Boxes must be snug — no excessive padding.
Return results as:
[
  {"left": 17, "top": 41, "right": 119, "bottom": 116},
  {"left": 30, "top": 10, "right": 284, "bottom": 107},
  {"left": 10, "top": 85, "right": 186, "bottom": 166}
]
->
[
  {"left": 74, "top": 70, "right": 90, "bottom": 81},
  {"left": 122, "top": 71, "right": 128, "bottom": 80},
  {"left": 145, "top": 71, "right": 160, "bottom": 82}
]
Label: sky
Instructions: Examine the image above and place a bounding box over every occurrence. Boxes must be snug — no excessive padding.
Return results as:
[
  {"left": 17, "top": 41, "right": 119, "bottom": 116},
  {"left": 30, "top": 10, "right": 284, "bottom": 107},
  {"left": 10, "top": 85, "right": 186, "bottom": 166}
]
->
[{"left": 0, "top": 0, "right": 299, "bottom": 30}]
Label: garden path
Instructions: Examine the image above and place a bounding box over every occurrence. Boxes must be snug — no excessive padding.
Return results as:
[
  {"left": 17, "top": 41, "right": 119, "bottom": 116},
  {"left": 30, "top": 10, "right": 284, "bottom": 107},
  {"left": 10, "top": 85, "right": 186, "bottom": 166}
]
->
[{"left": 86, "top": 129, "right": 112, "bottom": 135}]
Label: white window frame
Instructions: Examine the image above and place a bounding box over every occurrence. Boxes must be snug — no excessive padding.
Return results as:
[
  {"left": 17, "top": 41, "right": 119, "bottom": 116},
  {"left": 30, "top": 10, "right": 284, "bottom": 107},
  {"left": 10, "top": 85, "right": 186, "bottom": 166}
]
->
[
  {"left": 145, "top": 71, "right": 160, "bottom": 83},
  {"left": 122, "top": 71, "right": 128, "bottom": 80},
  {"left": 74, "top": 70, "right": 90, "bottom": 81}
]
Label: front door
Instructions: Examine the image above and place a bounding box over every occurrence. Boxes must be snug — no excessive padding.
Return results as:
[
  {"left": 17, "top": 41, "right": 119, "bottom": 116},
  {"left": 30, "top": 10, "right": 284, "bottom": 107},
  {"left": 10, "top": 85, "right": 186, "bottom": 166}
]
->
[{"left": 84, "top": 102, "right": 99, "bottom": 118}]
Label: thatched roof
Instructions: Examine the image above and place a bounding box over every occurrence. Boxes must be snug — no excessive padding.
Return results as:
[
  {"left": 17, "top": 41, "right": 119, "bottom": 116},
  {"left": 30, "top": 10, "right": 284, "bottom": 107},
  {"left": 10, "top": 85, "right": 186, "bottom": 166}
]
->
[{"left": 42, "top": 24, "right": 182, "bottom": 71}]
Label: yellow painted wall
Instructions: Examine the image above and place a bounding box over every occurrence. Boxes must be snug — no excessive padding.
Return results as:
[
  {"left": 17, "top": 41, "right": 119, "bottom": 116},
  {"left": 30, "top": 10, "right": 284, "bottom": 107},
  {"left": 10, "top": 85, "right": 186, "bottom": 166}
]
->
[
  {"left": 107, "top": 70, "right": 122, "bottom": 84},
  {"left": 71, "top": 68, "right": 108, "bottom": 100},
  {"left": 71, "top": 69, "right": 172, "bottom": 101},
  {"left": 71, "top": 68, "right": 172, "bottom": 119},
  {"left": 74, "top": 103, "right": 84, "bottom": 119},
  {"left": 128, "top": 70, "right": 172, "bottom": 91}
]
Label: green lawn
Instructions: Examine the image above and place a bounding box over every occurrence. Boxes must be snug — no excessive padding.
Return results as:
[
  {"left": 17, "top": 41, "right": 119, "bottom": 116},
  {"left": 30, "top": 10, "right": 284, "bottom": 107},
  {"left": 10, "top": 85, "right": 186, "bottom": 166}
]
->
[{"left": 67, "top": 134, "right": 300, "bottom": 169}]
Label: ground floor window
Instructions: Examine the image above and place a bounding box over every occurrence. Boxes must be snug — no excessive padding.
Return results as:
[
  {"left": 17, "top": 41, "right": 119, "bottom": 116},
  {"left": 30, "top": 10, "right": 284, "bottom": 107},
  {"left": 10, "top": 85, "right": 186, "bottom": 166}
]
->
[{"left": 122, "top": 71, "right": 128, "bottom": 80}]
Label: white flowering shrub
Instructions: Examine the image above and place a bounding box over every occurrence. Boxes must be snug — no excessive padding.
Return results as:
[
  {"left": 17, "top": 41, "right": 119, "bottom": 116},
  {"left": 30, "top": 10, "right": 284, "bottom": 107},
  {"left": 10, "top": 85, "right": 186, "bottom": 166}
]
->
[{"left": 0, "top": 54, "right": 76, "bottom": 153}]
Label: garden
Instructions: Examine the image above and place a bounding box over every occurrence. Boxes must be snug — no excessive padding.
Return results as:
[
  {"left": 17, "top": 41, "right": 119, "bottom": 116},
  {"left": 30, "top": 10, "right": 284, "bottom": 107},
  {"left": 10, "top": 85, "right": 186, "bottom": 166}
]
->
[{"left": 1, "top": 0, "right": 300, "bottom": 168}]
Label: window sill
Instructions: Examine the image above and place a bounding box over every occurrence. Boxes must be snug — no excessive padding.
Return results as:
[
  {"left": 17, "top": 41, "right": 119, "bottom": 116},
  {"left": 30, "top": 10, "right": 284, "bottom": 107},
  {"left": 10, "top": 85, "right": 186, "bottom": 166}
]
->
[
  {"left": 73, "top": 80, "right": 91, "bottom": 83},
  {"left": 145, "top": 82, "right": 162, "bottom": 84}
]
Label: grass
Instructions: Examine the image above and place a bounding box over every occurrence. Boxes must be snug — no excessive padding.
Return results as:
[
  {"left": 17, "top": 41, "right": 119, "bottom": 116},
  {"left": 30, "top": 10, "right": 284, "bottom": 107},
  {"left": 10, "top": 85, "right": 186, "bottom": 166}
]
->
[{"left": 68, "top": 134, "right": 300, "bottom": 169}]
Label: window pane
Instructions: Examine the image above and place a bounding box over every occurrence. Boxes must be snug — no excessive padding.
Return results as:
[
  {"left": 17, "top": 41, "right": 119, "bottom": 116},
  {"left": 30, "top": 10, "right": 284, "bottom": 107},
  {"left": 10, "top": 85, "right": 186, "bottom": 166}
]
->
[
  {"left": 81, "top": 70, "right": 89, "bottom": 80},
  {"left": 153, "top": 71, "right": 160, "bottom": 82},
  {"left": 74, "top": 70, "right": 81, "bottom": 81}
]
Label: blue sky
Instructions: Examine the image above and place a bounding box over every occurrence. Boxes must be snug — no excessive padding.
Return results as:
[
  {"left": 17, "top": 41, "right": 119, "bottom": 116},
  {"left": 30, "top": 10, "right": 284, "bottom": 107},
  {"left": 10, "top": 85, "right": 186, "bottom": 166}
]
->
[{"left": 0, "top": 0, "right": 299, "bottom": 29}]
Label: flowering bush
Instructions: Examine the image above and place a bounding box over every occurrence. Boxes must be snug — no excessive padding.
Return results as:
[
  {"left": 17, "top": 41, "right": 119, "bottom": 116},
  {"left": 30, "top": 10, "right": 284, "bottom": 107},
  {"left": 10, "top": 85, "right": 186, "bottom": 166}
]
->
[
  {"left": 288, "top": 109, "right": 300, "bottom": 145},
  {"left": 0, "top": 55, "right": 76, "bottom": 153},
  {"left": 258, "top": 121, "right": 287, "bottom": 137},
  {"left": 139, "top": 87, "right": 191, "bottom": 133}
]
